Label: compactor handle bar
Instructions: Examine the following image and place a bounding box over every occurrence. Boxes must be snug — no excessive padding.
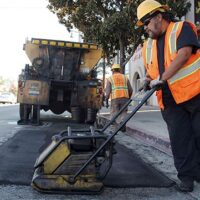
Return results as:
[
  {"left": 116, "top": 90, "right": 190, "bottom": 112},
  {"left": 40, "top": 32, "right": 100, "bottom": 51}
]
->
[{"left": 69, "top": 86, "right": 158, "bottom": 183}]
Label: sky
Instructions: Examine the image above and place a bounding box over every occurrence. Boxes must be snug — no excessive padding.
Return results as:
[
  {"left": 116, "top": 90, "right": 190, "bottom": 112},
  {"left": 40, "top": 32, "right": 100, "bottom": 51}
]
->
[{"left": 0, "top": 0, "right": 80, "bottom": 80}]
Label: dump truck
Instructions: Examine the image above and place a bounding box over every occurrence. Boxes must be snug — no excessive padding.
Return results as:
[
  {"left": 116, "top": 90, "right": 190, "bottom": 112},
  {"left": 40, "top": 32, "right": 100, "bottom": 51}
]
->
[{"left": 17, "top": 38, "right": 104, "bottom": 125}]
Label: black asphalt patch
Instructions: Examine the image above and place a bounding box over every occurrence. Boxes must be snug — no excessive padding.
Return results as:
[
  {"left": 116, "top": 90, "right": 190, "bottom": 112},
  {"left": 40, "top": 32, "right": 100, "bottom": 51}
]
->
[
  {"left": 103, "top": 143, "right": 173, "bottom": 187},
  {"left": 0, "top": 130, "right": 174, "bottom": 188}
]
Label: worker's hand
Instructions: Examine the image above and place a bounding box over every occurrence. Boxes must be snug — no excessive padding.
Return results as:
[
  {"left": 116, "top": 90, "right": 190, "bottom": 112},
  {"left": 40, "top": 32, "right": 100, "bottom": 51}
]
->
[
  {"left": 143, "top": 80, "right": 151, "bottom": 92},
  {"left": 150, "top": 77, "right": 165, "bottom": 90},
  {"left": 139, "top": 77, "right": 151, "bottom": 92}
]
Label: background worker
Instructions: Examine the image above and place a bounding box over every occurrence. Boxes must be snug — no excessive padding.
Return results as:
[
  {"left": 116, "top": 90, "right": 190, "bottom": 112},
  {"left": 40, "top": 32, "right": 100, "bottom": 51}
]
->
[
  {"left": 105, "top": 64, "right": 133, "bottom": 132},
  {"left": 137, "top": 0, "right": 200, "bottom": 192}
]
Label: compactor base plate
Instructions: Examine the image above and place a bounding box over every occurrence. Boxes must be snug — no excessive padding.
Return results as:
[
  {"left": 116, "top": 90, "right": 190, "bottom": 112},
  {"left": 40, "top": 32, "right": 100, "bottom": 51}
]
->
[{"left": 32, "top": 172, "right": 104, "bottom": 195}]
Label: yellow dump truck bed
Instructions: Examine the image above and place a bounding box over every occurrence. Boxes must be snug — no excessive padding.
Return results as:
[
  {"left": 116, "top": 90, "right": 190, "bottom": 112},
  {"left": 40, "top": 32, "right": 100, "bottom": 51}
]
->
[{"left": 24, "top": 38, "right": 102, "bottom": 71}]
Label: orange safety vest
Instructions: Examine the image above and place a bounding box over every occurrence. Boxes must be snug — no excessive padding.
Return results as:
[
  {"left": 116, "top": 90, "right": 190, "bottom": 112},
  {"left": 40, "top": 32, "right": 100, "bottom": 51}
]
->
[
  {"left": 142, "top": 21, "right": 200, "bottom": 109},
  {"left": 108, "top": 73, "right": 129, "bottom": 100}
]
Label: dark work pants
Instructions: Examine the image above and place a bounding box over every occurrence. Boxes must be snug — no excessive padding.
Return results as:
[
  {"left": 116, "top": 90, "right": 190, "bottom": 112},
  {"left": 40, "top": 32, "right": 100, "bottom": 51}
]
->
[
  {"left": 110, "top": 98, "right": 129, "bottom": 125},
  {"left": 161, "top": 94, "right": 200, "bottom": 182}
]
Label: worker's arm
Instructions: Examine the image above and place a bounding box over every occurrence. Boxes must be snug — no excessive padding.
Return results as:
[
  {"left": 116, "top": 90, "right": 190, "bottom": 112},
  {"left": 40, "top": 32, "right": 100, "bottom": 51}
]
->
[
  {"left": 162, "top": 22, "right": 200, "bottom": 81},
  {"left": 161, "top": 46, "right": 193, "bottom": 81}
]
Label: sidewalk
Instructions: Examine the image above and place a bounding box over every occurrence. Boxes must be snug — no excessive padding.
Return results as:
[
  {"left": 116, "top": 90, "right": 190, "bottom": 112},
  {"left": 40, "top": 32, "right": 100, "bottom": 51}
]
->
[{"left": 98, "top": 104, "right": 172, "bottom": 156}]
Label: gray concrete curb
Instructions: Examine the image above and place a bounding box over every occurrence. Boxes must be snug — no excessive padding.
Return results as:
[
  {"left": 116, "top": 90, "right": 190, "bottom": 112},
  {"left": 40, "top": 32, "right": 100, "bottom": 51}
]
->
[{"left": 97, "top": 115, "right": 172, "bottom": 156}]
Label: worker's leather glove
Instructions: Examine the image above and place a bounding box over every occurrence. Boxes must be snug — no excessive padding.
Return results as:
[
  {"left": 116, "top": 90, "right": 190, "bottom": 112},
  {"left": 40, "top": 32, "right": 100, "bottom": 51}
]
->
[
  {"left": 139, "top": 77, "right": 151, "bottom": 92},
  {"left": 150, "top": 77, "right": 165, "bottom": 90},
  {"left": 105, "top": 98, "right": 109, "bottom": 108},
  {"left": 143, "top": 80, "right": 151, "bottom": 92}
]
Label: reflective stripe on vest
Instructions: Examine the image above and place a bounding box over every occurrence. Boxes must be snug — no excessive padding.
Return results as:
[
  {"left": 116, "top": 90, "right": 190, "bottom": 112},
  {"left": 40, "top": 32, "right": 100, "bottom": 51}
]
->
[
  {"left": 109, "top": 75, "right": 129, "bottom": 99},
  {"left": 168, "top": 22, "right": 200, "bottom": 84},
  {"left": 169, "top": 57, "right": 200, "bottom": 84},
  {"left": 169, "top": 22, "right": 180, "bottom": 54},
  {"left": 146, "top": 38, "right": 153, "bottom": 65}
]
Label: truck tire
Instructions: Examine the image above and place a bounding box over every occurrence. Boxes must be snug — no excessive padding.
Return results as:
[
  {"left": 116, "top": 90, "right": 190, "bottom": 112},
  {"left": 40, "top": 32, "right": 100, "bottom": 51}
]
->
[
  {"left": 71, "top": 107, "right": 85, "bottom": 123},
  {"left": 86, "top": 108, "right": 97, "bottom": 124},
  {"left": 19, "top": 103, "right": 32, "bottom": 119},
  {"left": 31, "top": 105, "right": 40, "bottom": 125}
]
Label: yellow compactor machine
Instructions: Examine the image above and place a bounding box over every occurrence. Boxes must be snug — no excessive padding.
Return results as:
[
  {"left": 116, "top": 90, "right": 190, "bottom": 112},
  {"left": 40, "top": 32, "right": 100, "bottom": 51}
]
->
[{"left": 32, "top": 127, "right": 115, "bottom": 194}]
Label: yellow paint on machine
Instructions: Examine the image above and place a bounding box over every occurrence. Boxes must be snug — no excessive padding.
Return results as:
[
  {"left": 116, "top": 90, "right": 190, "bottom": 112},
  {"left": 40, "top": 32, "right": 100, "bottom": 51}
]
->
[
  {"left": 43, "top": 142, "right": 70, "bottom": 174},
  {"left": 74, "top": 43, "right": 81, "bottom": 48},
  {"left": 31, "top": 38, "right": 98, "bottom": 50},
  {"left": 32, "top": 174, "right": 103, "bottom": 192},
  {"left": 41, "top": 40, "right": 48, "bottom": 45},
  {"left": 80, "top": 49, "right": 102, "bottom": 70},
  {"left": 17, "top": 80, "right": 49, "bottom": 105}
]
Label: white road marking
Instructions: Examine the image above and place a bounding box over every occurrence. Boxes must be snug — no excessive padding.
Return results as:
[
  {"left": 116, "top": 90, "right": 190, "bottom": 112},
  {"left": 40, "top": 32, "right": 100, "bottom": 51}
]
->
[{"left": 8, "top": 121, "right": 18, "bottom": 125}]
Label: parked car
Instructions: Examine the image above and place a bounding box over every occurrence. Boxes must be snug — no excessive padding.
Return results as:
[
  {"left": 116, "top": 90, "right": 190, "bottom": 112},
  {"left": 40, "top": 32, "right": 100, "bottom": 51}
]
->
[{"left": 0, "top": 92, "right": 16, "bottom": 104}]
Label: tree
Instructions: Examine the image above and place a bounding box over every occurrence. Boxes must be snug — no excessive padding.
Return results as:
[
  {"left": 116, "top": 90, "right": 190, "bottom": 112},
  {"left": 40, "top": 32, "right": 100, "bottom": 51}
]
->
[
  {"left": 47, "top": 0, "right": 191, "bottom": 73},
  {"left": 160, "top": 0, "right": 191, "bottom": 20}
]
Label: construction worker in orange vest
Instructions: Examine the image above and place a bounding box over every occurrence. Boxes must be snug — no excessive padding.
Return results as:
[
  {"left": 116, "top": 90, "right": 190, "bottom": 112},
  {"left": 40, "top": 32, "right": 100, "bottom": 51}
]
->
[
  {"left": 105, "top": 64, "right": 133, "bottom": 132},
  {"left": 137, "top": 0, "right": 200, "bottom": 192}
]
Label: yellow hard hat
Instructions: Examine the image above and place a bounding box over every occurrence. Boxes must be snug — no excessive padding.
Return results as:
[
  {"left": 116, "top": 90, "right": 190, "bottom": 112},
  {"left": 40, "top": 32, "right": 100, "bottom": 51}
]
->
[
  {"left": 137, "top": 0, "right": 169, "bottom": 26},
  {"left": 111, "top": 64, "right": 121, "bottom": 70}
]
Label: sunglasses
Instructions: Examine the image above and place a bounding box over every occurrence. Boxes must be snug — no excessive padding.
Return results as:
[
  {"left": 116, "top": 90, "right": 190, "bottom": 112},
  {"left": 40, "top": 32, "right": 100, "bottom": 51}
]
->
[{"left": 143, "top": 17, "right": 152, "bottom": 26}]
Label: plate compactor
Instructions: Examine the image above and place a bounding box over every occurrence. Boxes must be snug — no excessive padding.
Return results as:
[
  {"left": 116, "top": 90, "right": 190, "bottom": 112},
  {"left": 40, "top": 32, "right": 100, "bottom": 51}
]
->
[{"left": 31, "top": 87, "right": 157, "bottom": 194}]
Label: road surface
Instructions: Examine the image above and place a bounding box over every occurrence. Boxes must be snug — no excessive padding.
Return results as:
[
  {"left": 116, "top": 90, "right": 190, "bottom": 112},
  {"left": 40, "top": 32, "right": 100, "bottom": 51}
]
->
[{"left": 0, "top": 104, "right": 198, "bottom": 200}]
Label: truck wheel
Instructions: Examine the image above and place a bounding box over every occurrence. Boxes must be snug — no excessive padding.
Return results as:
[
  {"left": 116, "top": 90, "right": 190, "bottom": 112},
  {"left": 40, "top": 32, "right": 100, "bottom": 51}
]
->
[
  {"left": 71, "top": 107, "right": 85, "bottom": 123},
  {"left": 86, "top": 108, "right": 97, "bottom": 124},
  {"left": 31, "top": 105, "right": 40, "bottom": 125},
  {"left": 19, "top": 103, "right": 32, "bottom": 120},
  {"left": 18, "top": 104, "right": 32, "bottom": 125},
  {"left": 19, "top": 104, "right": 24, "bottom": 119}
]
